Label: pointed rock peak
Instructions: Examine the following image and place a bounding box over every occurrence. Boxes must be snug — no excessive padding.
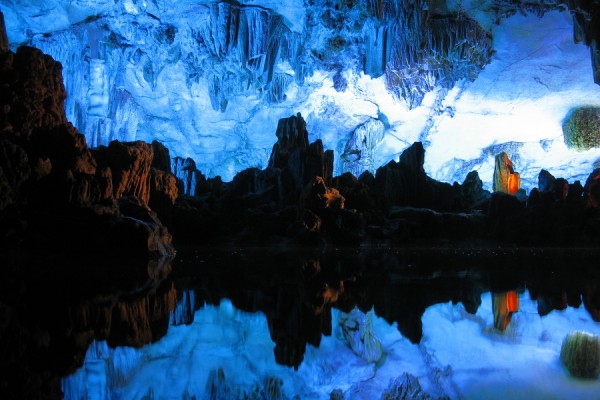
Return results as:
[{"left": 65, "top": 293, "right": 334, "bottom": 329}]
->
[
  {"left": 538, "top": 169, "right": 556, "bottom": 192},
  {"left": 495, "top": 152, "right": 514, "bottom": 171},
  {"left": 398, "top": 142, "right": 425, "bottom": 172},
  {"left": 275, "top": 112, "right": 308, "bottom": 147},
  {"left": 463, "top": 170, "right": 483, "bottom": 188},
  {"left": 268, "top": 112, "right": 309, "bottom": 169}
]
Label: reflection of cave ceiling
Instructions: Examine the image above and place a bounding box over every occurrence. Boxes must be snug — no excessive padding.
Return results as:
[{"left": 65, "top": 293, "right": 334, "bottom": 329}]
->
[{"left": 2, "top": 0, "right": 600, "bottom": 190}]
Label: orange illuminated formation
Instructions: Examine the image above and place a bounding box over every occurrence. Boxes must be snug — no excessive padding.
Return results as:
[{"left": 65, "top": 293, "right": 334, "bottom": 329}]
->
[
  {"left": 493, "top": 152, "right": 521, "bottom": 194},
  {"left": 507, "top": 172, "right": 521, "bottom": 194}
]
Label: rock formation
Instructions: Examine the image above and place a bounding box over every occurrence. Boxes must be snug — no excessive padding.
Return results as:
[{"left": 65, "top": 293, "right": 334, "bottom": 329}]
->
[
  {"left": 0, "top": 18, "right": 177, "bottom": 262},
  {"left": 2, "top": 241, "right": 599, "bottom": 399},
  {"left": 563, "top": 106, "right": 600, "bottom": 151},
  {"left": 568, "top": 0, "right": 600, "bottom": 84},
  {"left": 0, "top": 22, "right": 181, "bottom": 399},
  {"left": 560, "top": 331, "right": 600, "bottom": 379},
  {"left": 492, "top": 291, "right": 521, "bottom": 331},
  {"left": 339, "top": 308, "right": 383, "bottom": 363},
  {"left": 2, "top": 22, "right": 600, "bottom": 255},
  {"left": 3, "top": 7, "right": 600, "bottom": 400},
  {"left": 157, "top": 106, "right": 600, "bottom": 250},
  {"left": 4, "top": 1, "right": 600, "bottom": 191},
  {"left": 381, "top": 372, "right": 432, "bottom": 400},
  {"left": 493, "top": 152, "right": 520, "bottom": 194},
  {"left": 0, "top": 259, "right": 176, "bottom": 400}
]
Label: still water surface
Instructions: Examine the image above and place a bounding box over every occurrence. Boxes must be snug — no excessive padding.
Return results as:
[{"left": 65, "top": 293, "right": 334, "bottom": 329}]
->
[{"left": 61, "top": 248, "right": 600, "bottom": 399}]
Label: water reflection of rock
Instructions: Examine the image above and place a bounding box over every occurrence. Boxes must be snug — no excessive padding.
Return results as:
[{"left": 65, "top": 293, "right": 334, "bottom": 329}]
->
[
  {"left": 339, "top": 308, "right": 384, "bottom": 363},
  {"left": 170, "top": 248, "right": 600, "bottom": 367},
  {"left": 0, "top": 256, "right": 175, "bottom": 400},
  {"left": 3, "top": 249, "right": 600, "bottom": 399},
  {"left": 492, "top": 291, "right": 521, "bottom": 331}
]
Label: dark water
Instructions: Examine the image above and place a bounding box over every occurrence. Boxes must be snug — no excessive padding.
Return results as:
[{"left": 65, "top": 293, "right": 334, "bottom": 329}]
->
[{"left": 3, "top": 247, "right": 600, "bottom": 399}]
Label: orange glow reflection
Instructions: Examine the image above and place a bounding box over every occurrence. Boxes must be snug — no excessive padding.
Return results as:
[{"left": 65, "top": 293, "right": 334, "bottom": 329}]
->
[
  {"left": 492, "top": 291, "right": 520, "bottom": 331},
  {"left": 314, "top": 281, "right": 345, "bottom": 315}
]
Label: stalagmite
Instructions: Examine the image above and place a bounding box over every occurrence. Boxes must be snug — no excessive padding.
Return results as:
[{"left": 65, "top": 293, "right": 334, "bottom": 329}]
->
[{"left": 493, "top": 152, "right": 521, "bottom": 195}]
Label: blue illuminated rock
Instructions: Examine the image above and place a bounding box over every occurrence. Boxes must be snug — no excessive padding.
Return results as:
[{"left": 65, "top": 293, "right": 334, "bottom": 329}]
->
[
  {"left": 339, "top": 308, "right": 383, "bottom": 363},
  {"left": 381, "top": 372, "right": 432, "bottom": 400},
  {"left": 4, "top": 2, "right": 600, "bottom": 191}
]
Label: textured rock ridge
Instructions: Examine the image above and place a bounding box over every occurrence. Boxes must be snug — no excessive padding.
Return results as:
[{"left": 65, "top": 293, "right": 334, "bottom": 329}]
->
[
  {"left": 0, "top": 24, "right": 176, "bottom": 260},
  {"left": 167, "top": 111, "right": 600, "bottom": 249},
  {"left": 383, "top": 7, "right": 493, "bottom": 109},
  {"left": 3, "top": 2, "right": 600, "bottom": 188}
]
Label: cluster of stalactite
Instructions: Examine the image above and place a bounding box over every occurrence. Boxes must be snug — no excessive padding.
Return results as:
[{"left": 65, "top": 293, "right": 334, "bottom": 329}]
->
[
  {"left": 196, "top": 2, "right": 302, "bottom": 111},
  {"left": 362, "top": 0, "right": 494, "bottom": 108}
]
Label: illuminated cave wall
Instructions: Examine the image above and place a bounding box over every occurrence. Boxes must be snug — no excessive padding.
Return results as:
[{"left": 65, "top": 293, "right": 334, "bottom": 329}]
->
[{"left": 3, "top": 0, "right": 600, "bottom": 191}]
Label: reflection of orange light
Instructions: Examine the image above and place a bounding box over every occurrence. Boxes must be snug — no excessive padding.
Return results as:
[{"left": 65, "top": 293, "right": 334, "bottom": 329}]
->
[
  {"left": 324, "top": 189, "right": 345, "bottom": 209},
  {"left": 314, "top": 282, "right": 344, "bottom": 315},
  {"left": 493, "top": 291, "right": 520, "bottom": 331},
  {"left": 508, "top": 173, "right": 520, "bottom": 195},
  {"left": 323, "top": 282, "right": 343, "bottom": 303},
  {"left": 505, "top": 291, "right": 520, "bottom": 312}
]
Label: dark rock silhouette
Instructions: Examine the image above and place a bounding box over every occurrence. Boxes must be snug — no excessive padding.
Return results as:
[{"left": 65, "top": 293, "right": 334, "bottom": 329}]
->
[
  {"left": 372, "top": 141, "right": 463, "bottom": 212},
  {"left": 4, "top": 11, "right": 596, "bottom": 254},
  {"left": 0, "top": 32, "right": 176, "bottom": 261},
  {"left": 3, "top": 28, "right": 600, "bottom": 256},
  {"left": 167, "top": 112, "right": 600, "bottom": 249}
]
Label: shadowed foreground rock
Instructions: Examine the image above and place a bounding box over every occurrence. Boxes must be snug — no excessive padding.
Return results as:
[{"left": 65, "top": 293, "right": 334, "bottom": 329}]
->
[
  {"left": 0, "top": 257, "right": 175, "bottom": 400},
  {"left": 0, "top": 39, "right": 176, "bottom": 262},
  {"left": 0, "top": 29, "right": 180, "bottom": 400}
]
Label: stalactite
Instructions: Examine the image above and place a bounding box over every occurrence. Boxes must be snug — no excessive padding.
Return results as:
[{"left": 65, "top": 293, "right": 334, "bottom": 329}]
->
[
  {"left": 341, "top": 118, "right": 386, "bottom": 177},
  {"left": 381, "top": 1, "right": 493, "bottom": 109}
]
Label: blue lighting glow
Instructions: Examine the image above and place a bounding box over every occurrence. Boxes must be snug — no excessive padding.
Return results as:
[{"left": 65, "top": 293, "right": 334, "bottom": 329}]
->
[
  {"left": 2, "top": 1, "right": 600, "bottom": 191},
  {"left": 62, "top": 293, "right": 600, "bottom": 399}
]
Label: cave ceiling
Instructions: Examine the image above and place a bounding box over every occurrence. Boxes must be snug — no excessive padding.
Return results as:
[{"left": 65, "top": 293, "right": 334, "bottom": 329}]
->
[{"left": 2, "top": 0, "right": 600, "bottom": 190}]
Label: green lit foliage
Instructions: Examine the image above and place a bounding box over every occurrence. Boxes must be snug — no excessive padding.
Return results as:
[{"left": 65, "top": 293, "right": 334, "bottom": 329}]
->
[{"left": 562, "top": 106, "right": 600, "bottom": 151}]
